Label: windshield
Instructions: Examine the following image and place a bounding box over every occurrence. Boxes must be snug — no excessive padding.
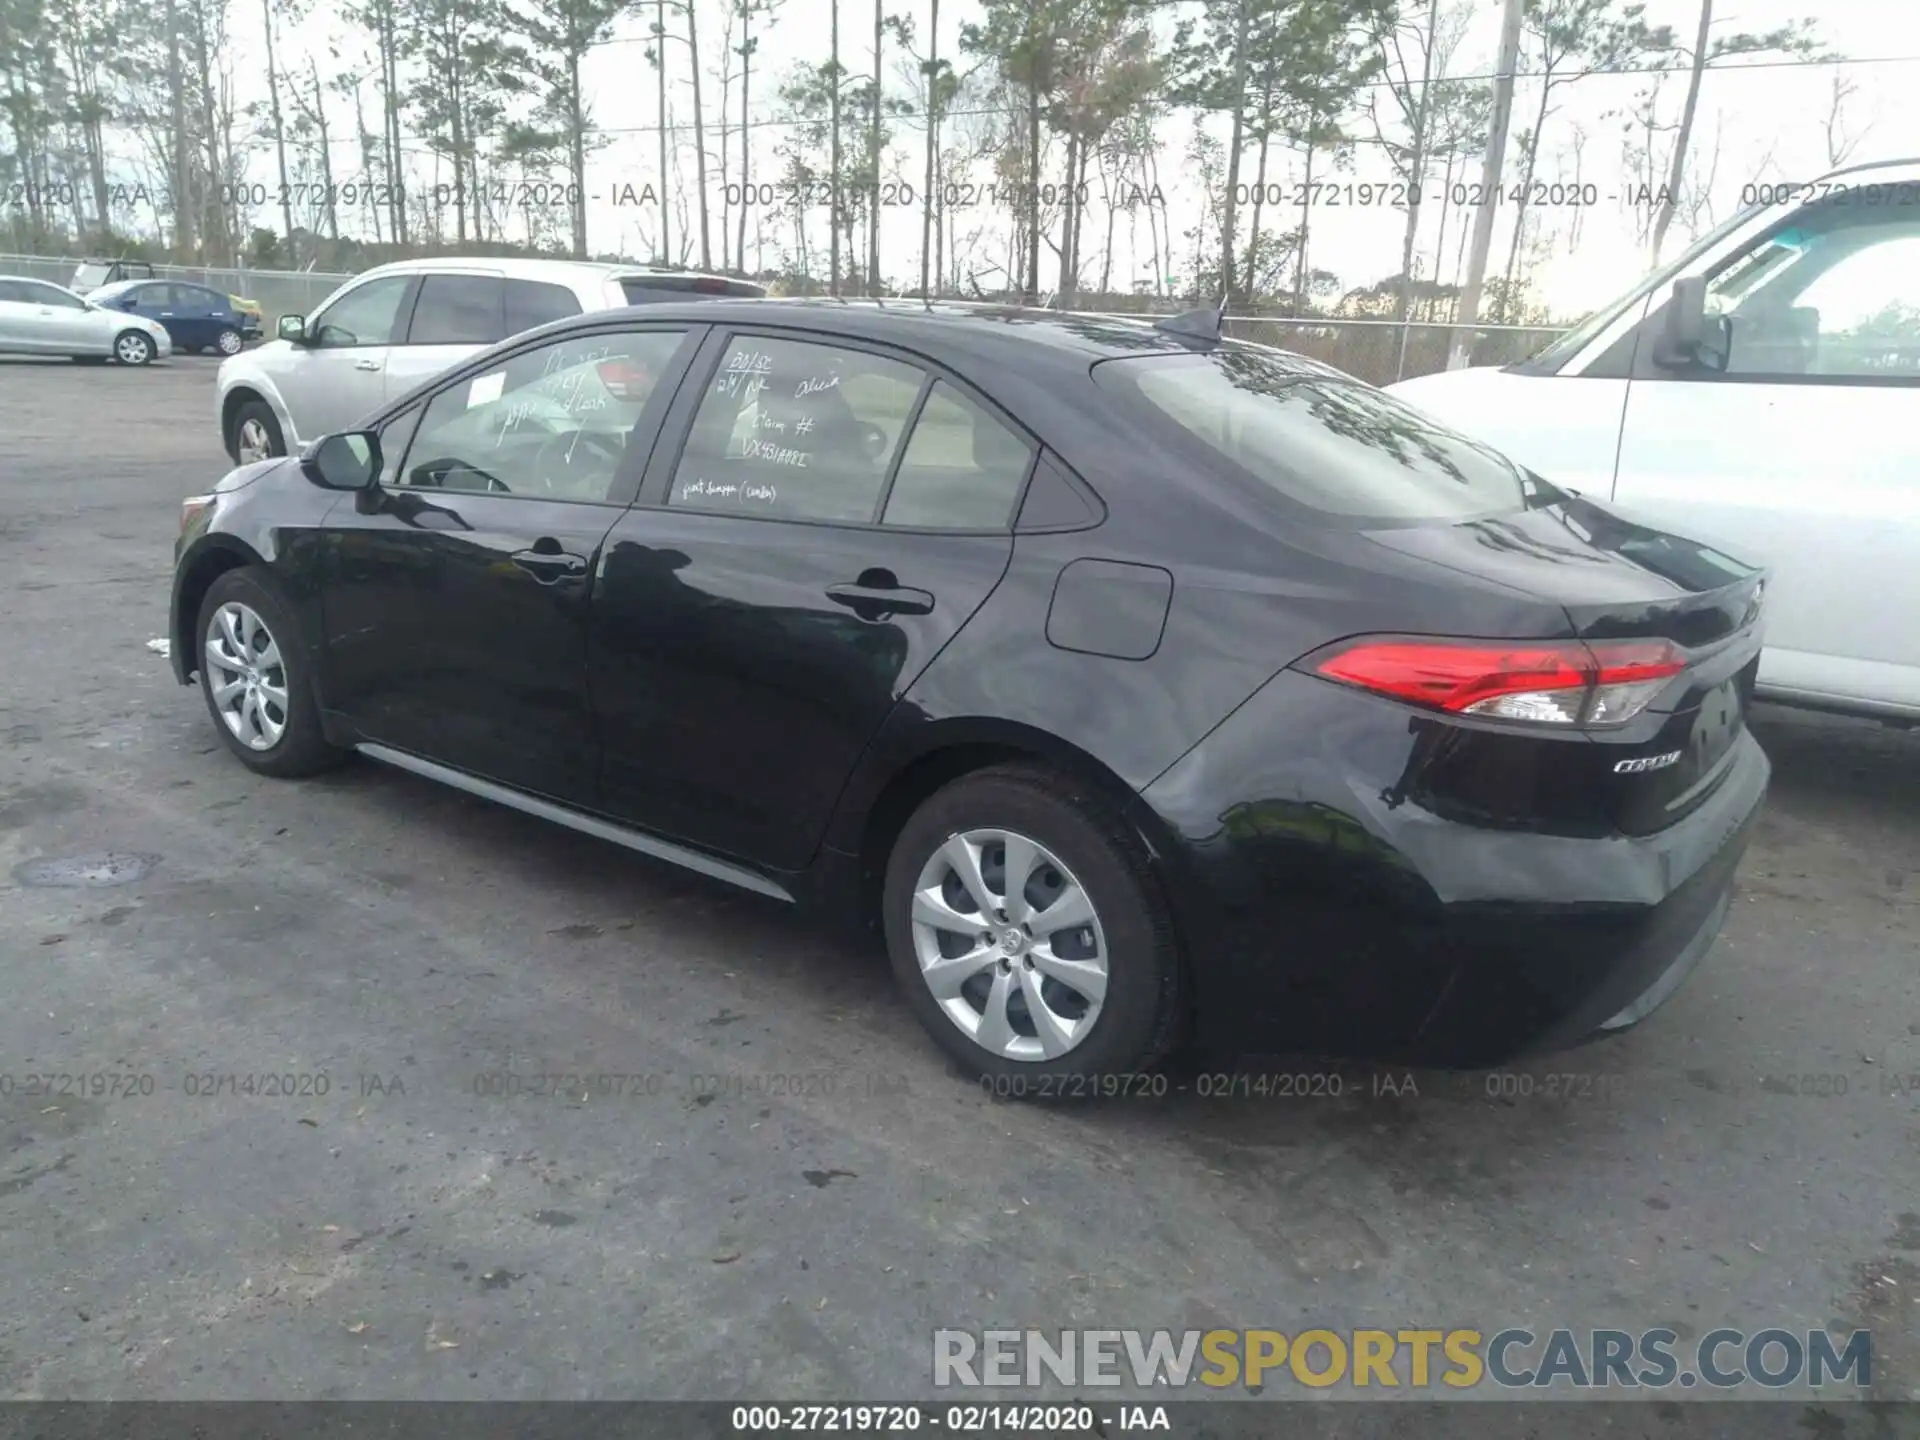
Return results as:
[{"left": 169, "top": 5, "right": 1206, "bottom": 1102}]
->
[
  {"left": 88, "top": 280, "right": 137, "bottom": 300},
  {"left": 72, "top": 263, "right": 114, "bottom": 291},
  {"left": 1521, "top": 201, "right": 1767, "bottom": 370},
  {"left": 1095, "top": 349, "right": 1534, "bottom": 524}
]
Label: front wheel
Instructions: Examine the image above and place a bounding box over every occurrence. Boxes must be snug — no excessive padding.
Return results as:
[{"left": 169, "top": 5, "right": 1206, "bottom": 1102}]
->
[
  {"left": 196, "top": 568, "right": 345, "bottom": 778},
  {"left": 229, "top": 400, "right": 284, "bottom": 465},
  {"left": 882, "top": 764, "right": 1183, "bottom": 1089},
  {"left": 114, "top": 330, "right": 155, "bottom": 365}
]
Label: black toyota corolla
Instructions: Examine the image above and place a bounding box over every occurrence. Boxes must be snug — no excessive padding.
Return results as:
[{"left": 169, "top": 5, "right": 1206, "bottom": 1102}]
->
[{"left": 169, "top": 300, "right": 1769, "bottom": 1083}]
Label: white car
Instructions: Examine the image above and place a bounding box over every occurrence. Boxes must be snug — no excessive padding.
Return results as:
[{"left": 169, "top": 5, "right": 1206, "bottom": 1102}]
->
[
  {"left": 1390, "top": 154, "right": 1920, "bottom": 724},
  {"left": 215, "top": 256, "right": 765, "bottom": 465},
  {"left": 0, "top": 275, "right": 173, "bottom": 365}
]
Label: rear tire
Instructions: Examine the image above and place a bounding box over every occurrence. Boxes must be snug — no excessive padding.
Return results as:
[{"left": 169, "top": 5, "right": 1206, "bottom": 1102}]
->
[
  {"left": 215, "top": 327, "right": 243, "bottom": 356},
  {"left": 229, "top": 399, "right": 285, "bottom": 465},
  {"left": 882, "top": 764, "right": 1183, "bottom": 1092},
  {"left": 196, "top": 568, "right": 345, "bottom": 779}
]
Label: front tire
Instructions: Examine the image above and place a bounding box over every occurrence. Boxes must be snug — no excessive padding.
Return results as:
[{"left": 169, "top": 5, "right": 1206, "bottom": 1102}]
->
[
  {"left": 882, "top": 764, "right": 1183, "bottom": 1089},
  {"left": 229, "top": 399, "right": 284, "bottom": 465},
  {"left": 114, "top": 330, "right": 155, "bottom": 365},
  {"left": 196, "top": 569, "right": 344, "bottom": 778}
]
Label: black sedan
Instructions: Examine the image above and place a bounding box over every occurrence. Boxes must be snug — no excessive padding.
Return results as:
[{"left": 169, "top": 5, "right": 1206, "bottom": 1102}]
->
[{"left": 168, "top": 301, "right": 1769, "bottom": 1084}]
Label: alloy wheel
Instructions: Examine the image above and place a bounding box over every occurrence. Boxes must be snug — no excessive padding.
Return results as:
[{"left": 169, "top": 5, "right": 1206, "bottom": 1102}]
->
[
  {"left": 236, "top": 418, "right": 274, "bottom": 464},
  {"left": 116, "top": 333, "right": 153, "bottom": 364},
  {"left": 217, "top": 329, "right": 243, "bottom": 355},
  {"left": 204, "top": 601, "right": 289, "bottom": 751},
  {"left": 908, "top": 828, "right": 1109, "bottom": 1061}
]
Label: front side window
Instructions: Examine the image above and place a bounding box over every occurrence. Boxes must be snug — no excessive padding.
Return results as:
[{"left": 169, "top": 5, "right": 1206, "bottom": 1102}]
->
[
  {"left": 25, "top": 282, "right": 86, "bottom": 310},
  {"left": 312, "top": 276, "right": 410, "bottom": 349},
  {"left": 1095, "top": 349, "right": 1528, "bottom": 524},
  {"left": 669, "top": 335, "right": 925, "bottom": 522},
  {"left": 1706, "top": 203, "right": 1920, "bottom": 379},
  {"left": 881, "top": 381, "right": 1034, "bottom": 529},
  {"left": 396, "top": 329, "right": 684, "bottom": 504}
]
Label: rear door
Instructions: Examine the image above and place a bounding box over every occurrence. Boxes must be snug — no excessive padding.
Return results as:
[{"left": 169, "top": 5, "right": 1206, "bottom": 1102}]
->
[
  {"left": 1611, "top": 182, "right": 1920, "bottom": 713},
  {"left": 588, "top": 327, "right": 1031, "bottom": 870},
  {"left": 178, "top": 284, "right": 232, "bottom": 349},
  {"left": 383, "top": 270, "right": 506, "bottom": 401},
  {"left": 145, "top": 283, "right": 204, "bottom": 348},
  {"left": 21, "top": 281, "right": 101, "bottom": 352},
  {"left": 317, "top": 321, "right": 701, "bottom": 802}
]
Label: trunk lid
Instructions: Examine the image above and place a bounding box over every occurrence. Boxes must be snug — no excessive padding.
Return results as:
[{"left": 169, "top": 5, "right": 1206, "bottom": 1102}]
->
[{"left": 1359, "top": 490, "right": 1767, "bottom": 834}]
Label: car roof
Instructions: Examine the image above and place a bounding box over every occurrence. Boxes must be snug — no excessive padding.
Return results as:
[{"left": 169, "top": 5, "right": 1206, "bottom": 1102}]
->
[
  {"left": 506, "top": 298, "right": 1299, "bottom": 372},
  {"left": 353, "top": 255, "right": 752, "bottom": 287}
]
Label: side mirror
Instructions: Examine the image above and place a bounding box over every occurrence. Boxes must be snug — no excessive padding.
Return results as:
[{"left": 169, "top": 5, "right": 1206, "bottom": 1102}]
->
[
  {"left": 278, "top": 314, "right": 308, "bottom": 343},
  {"left": 300, "top": 431, "right": 382, "bottom": 490}
]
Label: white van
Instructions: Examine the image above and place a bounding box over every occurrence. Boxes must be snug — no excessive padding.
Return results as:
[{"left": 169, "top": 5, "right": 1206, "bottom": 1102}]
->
[{"left": 1389, "top": 155, "right": 1920, "bottom": 724}]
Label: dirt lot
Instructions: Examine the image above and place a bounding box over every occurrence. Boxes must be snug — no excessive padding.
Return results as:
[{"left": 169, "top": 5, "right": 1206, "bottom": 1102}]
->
[{"left": 0, "top": 356, "right": 1916, "bottom": 1417}]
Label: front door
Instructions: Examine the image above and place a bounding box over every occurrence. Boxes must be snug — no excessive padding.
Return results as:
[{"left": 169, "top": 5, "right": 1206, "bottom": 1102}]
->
[
  {"left": 318, "top": 323, "right": 699, "bottom": 803},
  {"left": 591, "top": 329, "right": 1032, "bottom": 871},
  {"left": 281, "top": 274, "right": 416, "bottom": 443},
  {"left": 1611, "top": 189, "right": 1920, "bottom": 711},
  {"left": 19, "top": 281, "right": 98, "bottom": 352}
]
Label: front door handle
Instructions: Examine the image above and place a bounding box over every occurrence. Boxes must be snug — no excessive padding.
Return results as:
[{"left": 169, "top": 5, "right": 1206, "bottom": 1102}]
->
[
  {"left": 510, "top": 548, "right": 588, "bottom": 584},
  {"left": 353, "top": 358, "right": 382, "bottom": 372},
  {"left": 825, "top": 581, "right": 935, "bottom": 618}
]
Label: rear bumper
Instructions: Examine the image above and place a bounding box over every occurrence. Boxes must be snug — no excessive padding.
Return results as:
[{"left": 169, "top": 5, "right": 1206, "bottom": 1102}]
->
[{"left": 1137, "top": 671, "right": 1770, "bottom": 1068}]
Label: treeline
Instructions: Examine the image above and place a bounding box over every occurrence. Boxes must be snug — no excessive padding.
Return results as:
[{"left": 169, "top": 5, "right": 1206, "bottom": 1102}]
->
[{"left": 0, "top": 0, "right": 1842, "bottom": 320}]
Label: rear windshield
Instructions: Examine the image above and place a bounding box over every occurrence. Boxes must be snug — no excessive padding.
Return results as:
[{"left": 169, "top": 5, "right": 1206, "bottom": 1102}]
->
[
  {"left": 1092, "top": 349, "right": 1530, "bottom": 524},
  {"left": 620, "top": 275, "right": 767, "bottom": 304}
]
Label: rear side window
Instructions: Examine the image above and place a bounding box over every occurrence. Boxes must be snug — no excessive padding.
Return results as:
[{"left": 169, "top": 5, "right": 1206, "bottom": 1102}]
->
[
  {"left": 407, "top": 275, "right": 504, "bottom": 346},
  {"left": 505, "top": 278, "right": 582, "bottom": 335},
  {"left": 669, "top": 335, "right": 923, "bottom": 522},
  {"left": 881, "top": 382, "right": 1034, "bottom": 529},
  {"left": 621, "top": 276, "right": 767, "bottom": 304},
  {"left": 1094, "top": 350, "right": 1527, "bottom": 523}
]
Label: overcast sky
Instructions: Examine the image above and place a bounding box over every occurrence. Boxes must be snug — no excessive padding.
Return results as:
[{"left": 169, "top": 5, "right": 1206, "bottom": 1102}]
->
[{"left": 250, "top": 0, "right": 1919, "bottom": 316}]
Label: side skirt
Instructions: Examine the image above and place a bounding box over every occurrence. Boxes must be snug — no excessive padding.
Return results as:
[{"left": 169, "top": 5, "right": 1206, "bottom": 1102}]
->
[{"left": 354, "top": 742, "right": 795, "bottom": 904}]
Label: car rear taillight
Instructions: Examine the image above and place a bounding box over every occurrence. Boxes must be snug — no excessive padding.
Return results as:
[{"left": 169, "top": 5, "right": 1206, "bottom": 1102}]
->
[{"left": 1309, "top": 636, "right": 1687, "bottom": 728}]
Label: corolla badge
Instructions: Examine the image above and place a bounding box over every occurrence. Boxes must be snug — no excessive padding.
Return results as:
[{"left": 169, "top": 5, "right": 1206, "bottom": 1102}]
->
[{"left": 1615, "top": 750, "right": 1683, "bottom": 774}]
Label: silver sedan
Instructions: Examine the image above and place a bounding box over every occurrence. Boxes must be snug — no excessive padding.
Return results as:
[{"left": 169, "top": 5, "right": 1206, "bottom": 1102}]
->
[{"left": 0, "top": 275, "right": 173, "bottom": 364}]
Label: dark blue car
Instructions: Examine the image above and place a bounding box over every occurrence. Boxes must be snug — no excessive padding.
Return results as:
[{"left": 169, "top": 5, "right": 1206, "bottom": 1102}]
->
[{"left": 88, "top": 280, "right": 262, "bottom": 356}]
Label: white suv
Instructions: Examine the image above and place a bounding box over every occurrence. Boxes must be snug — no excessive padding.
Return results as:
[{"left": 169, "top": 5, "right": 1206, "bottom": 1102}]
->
[
  {"left": 216, "top": 257, "right": 764, "bottom": 464},
  {"left": 1390, "top": 155, "right": 1920, "bottom": 723}
]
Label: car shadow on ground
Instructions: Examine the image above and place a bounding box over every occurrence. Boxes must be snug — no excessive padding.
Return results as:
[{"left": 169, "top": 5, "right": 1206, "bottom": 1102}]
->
[{"left": 297, "top": 700, "right": 1920, "bottom": 1137}]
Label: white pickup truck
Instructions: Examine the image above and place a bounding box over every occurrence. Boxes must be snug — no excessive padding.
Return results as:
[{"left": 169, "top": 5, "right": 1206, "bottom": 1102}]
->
[{"left": 1390, "top": 155, "right": 1920, "bottom": 725}]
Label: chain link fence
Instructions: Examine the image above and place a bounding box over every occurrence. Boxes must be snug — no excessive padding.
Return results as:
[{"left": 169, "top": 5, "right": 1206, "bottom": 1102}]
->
[
  {"left": 2, "top": 253, "right": 1567, "bottom": 383},
  {"left": 0, "top": 254, "right": 349, "bottom": 330}
]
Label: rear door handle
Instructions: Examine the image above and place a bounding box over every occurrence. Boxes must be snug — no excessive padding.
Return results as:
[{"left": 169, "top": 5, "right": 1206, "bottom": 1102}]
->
[
  {"left": 354, "top": 358, "right": 382, "bottom": 372},
  {"left": 825, "top": 581, "right": 935, "bottom": 617},
  {"left": 510, "top": 548, "right": 588, "bottom": 583}
]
